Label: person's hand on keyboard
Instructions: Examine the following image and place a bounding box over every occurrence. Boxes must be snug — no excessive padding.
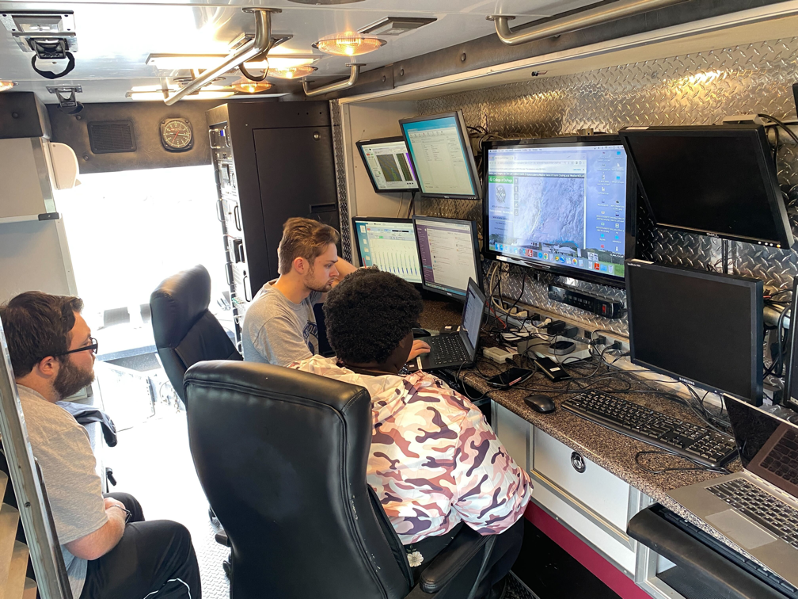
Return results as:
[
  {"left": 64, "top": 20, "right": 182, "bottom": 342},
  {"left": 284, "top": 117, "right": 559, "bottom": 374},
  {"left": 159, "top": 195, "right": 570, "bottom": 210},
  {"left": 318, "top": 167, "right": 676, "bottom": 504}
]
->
[{"left": 409, "top": 340, "right": 431, "bottom": 360}]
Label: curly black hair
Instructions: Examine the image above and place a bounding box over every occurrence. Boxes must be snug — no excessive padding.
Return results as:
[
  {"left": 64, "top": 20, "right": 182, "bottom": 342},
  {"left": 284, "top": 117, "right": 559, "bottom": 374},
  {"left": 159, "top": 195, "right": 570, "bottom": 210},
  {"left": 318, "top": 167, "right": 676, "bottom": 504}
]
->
[{"left": 323, "top": 269, "right": 423, "bottom": 364}]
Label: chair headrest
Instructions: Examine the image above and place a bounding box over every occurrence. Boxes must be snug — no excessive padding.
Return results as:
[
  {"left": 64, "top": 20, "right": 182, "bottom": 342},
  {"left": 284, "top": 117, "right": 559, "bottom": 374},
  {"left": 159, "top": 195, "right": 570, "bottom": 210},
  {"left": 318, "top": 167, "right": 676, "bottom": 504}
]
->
[{"left": 150, "top": 265, "right": 212, "bottom": 348}]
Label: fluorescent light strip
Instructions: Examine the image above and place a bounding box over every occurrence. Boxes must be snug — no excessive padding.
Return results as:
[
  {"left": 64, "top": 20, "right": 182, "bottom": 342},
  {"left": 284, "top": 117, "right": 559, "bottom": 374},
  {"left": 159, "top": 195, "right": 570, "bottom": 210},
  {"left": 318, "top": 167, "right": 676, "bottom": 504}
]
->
[{"left": 147, "top": 54, "right": 318, "bottom": 71}]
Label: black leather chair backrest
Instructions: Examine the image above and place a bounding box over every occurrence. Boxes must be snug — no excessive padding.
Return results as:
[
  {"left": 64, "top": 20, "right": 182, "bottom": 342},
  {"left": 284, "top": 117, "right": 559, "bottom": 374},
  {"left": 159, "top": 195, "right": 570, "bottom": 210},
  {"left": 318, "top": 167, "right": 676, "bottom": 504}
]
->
[
  {"left": 184, "top": 361, "right": 412, "bottom": 599},
  {"left": 150, "top": 265, "right": 241, "bottom": 403}
]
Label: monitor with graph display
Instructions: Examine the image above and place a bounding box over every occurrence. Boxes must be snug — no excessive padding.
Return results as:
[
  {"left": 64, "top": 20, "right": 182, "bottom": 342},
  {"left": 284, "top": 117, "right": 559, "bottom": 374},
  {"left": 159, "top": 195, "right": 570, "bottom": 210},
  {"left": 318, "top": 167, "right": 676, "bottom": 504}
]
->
[
  {"left": 356, "top": 137, "right": 419, "bottom": 194},
  {"left": 352, "top": 217, "right": 422, "bottom": 284},
  {"left": 483, "top": 135, "right": 635, "bottom": 288}
]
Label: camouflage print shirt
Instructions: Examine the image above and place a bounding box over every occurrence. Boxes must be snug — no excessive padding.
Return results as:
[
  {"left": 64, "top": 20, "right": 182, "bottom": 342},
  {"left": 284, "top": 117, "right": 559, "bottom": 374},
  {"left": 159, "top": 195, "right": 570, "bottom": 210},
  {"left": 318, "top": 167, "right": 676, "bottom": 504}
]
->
[{"left": 291, "top": 355, "right": 532, "bottom": 544}]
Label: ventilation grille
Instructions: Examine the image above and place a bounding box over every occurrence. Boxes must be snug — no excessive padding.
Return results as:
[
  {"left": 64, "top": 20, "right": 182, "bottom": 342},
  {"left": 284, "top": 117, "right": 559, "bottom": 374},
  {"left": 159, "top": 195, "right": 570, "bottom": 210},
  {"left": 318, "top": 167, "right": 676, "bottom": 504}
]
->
[{"left": 88, "top": 120, "right": 136, "bottom": 154}]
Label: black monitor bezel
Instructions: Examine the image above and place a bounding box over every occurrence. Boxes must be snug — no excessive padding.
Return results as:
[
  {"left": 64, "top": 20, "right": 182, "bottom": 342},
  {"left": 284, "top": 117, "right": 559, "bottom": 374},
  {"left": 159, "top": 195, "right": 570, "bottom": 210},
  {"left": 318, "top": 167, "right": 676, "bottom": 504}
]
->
[
  {"left": 412, "top": 214, "right": 483, "bottom": 301},
  {"left": 354, "top": 136, "right": 420, "bottom": 194},
  {"left": 399, "top": 111, "right": 482, "bottom": 200},
  {"left": 351, "top": 216, "right": 423, "bottom": 286},
  {"left": 481, "top": 135, "right": 636, "bottom": 289},
  {"left": 620, "top": 124, "right": 794, "bottom": 249},
  {"left": 626, "top": 259, "right": 764, "bottom": 405}
]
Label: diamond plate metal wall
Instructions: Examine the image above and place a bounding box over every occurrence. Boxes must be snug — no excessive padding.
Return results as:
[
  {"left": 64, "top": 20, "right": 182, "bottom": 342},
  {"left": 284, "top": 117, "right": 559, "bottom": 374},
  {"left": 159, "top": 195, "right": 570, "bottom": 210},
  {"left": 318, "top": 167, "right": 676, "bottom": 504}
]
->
[
  {"left": 330, "top": 99, "right": 352, "bottom": 262},
  {"left": 418, "top": 37, "right": 798, "bottom": 336}
]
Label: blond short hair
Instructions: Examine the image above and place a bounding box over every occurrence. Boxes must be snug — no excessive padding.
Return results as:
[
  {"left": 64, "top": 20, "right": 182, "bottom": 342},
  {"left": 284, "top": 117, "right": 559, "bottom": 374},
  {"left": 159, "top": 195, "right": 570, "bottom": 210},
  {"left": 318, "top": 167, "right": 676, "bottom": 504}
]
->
[{"left": 278, "top": 217, "right": 340, "bottom": 275}]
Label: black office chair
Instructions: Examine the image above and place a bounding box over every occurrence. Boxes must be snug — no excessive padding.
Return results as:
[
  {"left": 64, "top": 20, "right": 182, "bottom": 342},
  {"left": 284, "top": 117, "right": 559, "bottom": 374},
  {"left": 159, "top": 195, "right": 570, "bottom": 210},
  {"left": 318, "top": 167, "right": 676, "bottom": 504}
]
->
[
  {"left": 149, "top": 265, "right": 242, "bottom": 404},
  {"left": 184, "top": 360, "right": 498, "bottom": 598}
]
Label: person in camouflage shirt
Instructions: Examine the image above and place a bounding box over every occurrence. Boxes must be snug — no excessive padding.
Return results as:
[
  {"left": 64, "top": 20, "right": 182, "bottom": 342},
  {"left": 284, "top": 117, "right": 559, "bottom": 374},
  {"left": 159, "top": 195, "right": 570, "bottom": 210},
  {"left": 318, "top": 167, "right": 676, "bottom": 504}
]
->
[{"left": 290, "top": 269, "right": 531, "bottom": 588}]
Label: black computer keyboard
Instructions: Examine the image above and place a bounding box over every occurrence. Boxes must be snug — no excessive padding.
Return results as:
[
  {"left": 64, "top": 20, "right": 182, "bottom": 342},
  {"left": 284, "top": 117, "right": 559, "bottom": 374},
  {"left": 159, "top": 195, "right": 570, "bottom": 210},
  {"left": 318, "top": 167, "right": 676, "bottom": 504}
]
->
[
  {"left": 428, "top": 335, "right": 469, "bottom": 363},
  {"left": 761, "top": 428, "right": 798, "bottom": 486},
  {"left": 562, "top": 390, "right": 737, "bottom": 468},
  {"left": 708, "top": 479, "right": 798, "bottom": 548}
]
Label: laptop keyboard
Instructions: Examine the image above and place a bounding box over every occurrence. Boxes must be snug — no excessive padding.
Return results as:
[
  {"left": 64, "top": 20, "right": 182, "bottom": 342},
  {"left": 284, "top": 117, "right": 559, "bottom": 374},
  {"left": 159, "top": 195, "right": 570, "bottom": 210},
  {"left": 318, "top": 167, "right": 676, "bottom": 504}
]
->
[
  {"left": 708, "top": 479, "right": 798, "bottom": 548},
  {"left": 428, "top": 335, "right": 469, "bottom": 364},
  {"left": 761, "top": 429, "right": 798, "bottom": 487}
]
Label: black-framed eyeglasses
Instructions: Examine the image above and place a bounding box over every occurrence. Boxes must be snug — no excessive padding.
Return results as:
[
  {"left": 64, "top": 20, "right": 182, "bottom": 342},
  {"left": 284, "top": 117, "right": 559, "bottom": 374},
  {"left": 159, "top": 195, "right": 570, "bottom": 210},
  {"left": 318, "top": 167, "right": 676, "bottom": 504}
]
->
[{"left": 56, "top": 337, "right": 99, "bottom": 357}]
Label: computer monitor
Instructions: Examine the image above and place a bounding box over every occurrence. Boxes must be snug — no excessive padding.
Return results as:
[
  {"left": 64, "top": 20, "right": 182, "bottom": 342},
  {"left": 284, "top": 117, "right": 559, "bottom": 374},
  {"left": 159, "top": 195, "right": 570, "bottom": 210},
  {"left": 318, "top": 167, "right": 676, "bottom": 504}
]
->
[
  {"left": 351, "top": 217, "right": 422, "bottom": 285},
  {"left": 620, "top": 124, "right": 793, "bottom": 249},
  {"left": 399, "top": 112, "right": 481, "bottom": 200},
  {"left": 626, "top": 259, "right": 763, "bottom": 405},
  {"left": 413, "top": 215, "right": 481, "bottom": 300},
  {"left": 782, "top": 277, "right": 798, "bottom": 412},
  {"left": 483, "top": 135, "right": 635, "bottom": 288},
  {"left": 355, "top": 137, "right": 419, "bottom": 193}
]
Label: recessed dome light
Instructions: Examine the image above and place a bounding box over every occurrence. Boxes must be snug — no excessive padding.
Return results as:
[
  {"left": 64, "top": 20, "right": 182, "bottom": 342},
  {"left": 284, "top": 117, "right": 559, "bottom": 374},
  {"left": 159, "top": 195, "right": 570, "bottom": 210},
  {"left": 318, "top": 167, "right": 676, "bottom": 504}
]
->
[
  {"left": 232, "top": 80, "right": 273, "bottom": 94},
  {"left": 268, "top": 65, "right": 318, "bottom": 79},
  {"left": 313, "top": 31, "right": 385, "bottom": 57}
]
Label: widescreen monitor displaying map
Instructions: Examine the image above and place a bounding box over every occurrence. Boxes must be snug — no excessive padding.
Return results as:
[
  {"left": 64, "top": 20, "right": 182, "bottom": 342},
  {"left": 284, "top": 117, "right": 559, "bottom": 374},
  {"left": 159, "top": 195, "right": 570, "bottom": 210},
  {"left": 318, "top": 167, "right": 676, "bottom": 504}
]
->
[{"left": 483, "top": 137, "right": 633, "bottom": 287}]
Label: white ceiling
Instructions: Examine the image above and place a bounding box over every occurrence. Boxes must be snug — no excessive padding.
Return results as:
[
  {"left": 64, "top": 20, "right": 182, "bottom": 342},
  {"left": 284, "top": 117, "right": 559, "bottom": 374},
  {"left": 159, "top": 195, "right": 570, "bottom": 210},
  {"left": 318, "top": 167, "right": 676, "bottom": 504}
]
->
[{"left": 0, "top": 0, "right": 604, "bottom": 103}]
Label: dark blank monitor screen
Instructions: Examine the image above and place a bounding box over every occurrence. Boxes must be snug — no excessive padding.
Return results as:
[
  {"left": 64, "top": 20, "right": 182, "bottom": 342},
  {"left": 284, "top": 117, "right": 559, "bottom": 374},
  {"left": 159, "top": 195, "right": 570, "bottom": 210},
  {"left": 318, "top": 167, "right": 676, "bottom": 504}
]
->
[
  {"left": 353, "top": 218, "right": 422, "bottom": 284},
  {"left": 627, "top": 261, "right": 763, "bottom": 403},
  {"left": 621, "top": 126, "right": 791, "bottom": 248},
  {"left": 414, "top": 216, "right": 480, "bottom": 298}
]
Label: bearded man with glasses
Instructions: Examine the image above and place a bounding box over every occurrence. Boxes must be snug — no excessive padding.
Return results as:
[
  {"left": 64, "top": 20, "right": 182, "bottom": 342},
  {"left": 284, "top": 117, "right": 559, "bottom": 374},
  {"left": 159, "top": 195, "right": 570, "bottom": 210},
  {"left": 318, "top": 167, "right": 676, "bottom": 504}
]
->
[{"left": 0, "top": 292, "right": 201, "bottom": 599}]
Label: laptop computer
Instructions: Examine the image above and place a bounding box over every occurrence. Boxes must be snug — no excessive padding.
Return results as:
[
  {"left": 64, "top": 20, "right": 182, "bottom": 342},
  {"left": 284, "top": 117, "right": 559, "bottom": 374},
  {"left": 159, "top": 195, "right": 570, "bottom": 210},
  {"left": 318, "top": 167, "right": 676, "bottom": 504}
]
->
[
  {"left": 669, "top": 395, "right": 798, "bottom": 587},
  {"left": 409, "top": 278, "right": 486, "bottom": 371}
]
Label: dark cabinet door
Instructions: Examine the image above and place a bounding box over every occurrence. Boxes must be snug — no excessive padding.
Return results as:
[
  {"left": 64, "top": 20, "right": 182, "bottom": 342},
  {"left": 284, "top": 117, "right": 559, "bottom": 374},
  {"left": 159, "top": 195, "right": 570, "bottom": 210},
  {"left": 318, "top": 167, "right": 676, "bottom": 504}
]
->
[{"left": 252, "top": 125, "right": 339, "bottom": 288}]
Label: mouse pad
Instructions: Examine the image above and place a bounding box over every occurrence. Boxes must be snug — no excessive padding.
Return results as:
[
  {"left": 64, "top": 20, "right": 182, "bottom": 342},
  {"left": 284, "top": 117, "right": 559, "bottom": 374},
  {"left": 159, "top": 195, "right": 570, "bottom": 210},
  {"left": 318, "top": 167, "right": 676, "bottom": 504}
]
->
[{"left": 706, "top": 509, "right": 776, "bottom": 549}]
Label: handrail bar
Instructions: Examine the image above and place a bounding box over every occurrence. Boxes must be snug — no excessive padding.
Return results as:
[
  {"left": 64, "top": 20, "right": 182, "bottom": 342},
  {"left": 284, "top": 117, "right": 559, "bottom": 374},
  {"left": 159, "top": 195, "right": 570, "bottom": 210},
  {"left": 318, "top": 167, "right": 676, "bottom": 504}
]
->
[
  {"left": 489, "top": 0, "right": 688, "bottom": 46},
  {"left": 164, "top": 8, "right": 279, "bottom": 106},
  {"left": 303, "top": 63, "right": 361, "bottom": 98}
]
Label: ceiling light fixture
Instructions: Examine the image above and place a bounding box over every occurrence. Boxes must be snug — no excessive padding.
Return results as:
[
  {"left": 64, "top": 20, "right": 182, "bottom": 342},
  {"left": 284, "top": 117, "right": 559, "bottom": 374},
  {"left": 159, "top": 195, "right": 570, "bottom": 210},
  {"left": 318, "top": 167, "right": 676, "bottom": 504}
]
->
[
  {"left": 0, "top": 80, "right": 17, "bottom": 92},
  {"left": 147, "top": 54, "right": 318, "bottom": 72},
  {"left": 232, "top": 79, "right": 273, "bottom": 93},
  {"left": 313, "top": 32, "right": 385, "bottom": 57},
  {"left": 126, "top": 90, "right": 235, "bottom": 101},
  {"left": 358, "top": 17, "right": 436, "bottom": 36},
  {"left": 268, "top": 65, "right": 317, "bottom": 79}
]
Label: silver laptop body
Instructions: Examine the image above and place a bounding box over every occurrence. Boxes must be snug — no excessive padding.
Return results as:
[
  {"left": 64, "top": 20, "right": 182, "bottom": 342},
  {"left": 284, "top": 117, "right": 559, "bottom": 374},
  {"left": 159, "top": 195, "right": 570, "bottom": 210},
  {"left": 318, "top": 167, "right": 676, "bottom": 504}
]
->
[{"left": 668, "top": 395, "right": 798, "bottom": 587}]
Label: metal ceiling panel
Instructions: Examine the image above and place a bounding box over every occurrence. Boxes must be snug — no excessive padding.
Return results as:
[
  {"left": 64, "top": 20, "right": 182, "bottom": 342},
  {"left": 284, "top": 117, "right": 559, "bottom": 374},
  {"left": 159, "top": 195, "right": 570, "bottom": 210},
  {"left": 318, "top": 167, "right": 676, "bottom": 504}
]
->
[{"left": 0, "top": 0, "right": 602, "bottom": 103}]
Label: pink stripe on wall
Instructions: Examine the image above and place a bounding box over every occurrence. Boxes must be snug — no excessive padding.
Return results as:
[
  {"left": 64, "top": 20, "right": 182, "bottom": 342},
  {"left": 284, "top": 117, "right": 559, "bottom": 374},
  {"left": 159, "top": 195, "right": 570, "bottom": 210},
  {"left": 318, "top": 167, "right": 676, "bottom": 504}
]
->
[{"left": 525, "top": 502, "right": 650, "bottom": 599}]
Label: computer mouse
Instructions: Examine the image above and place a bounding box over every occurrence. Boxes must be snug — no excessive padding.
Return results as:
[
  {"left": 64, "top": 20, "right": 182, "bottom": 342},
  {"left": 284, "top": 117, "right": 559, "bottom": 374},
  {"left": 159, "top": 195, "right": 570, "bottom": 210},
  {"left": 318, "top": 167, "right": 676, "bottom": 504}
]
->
[
  {"left": 412, "top": 327, "right": 431, "bottom": 339},
  {"left": 524, "top": 394, "right": 556, "bottom": 414}
]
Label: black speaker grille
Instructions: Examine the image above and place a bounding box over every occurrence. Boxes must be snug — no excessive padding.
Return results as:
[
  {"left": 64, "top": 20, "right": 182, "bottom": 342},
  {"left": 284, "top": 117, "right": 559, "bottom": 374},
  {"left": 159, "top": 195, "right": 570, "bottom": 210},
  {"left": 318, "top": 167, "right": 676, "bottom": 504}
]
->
[{"left": 88, "top": 120, "right": 136, "bottom": 154}]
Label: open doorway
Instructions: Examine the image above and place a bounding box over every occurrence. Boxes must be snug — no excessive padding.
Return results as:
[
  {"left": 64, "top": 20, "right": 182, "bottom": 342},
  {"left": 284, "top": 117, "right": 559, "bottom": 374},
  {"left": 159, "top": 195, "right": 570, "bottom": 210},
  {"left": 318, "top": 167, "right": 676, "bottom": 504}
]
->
[{"left": 55, "top": 164, "right": 232, "bottom": 597}]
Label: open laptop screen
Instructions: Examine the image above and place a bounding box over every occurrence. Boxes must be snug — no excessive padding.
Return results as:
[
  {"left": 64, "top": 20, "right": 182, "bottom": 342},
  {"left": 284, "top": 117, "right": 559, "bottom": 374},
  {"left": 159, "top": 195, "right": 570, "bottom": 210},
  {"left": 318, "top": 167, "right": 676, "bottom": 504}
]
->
[
  {"left": 461, "top": 279, "right": 485, "bottom": 355},
  {"left": 725, "top": 396, "right": 798, "bottom": 499}
]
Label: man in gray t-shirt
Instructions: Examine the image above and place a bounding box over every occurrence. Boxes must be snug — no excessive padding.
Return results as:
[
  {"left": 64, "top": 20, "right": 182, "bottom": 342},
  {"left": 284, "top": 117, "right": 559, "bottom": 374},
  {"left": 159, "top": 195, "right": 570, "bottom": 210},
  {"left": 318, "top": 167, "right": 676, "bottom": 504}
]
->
[
  {"left": 242, "top": 217, "right": 352, "bottom": 366},
  {"left": 0, "top": 291, "right": 200, "bottom": 599},
  {"left": 243, "top": 217, "right": 429, "bottom": 367}
]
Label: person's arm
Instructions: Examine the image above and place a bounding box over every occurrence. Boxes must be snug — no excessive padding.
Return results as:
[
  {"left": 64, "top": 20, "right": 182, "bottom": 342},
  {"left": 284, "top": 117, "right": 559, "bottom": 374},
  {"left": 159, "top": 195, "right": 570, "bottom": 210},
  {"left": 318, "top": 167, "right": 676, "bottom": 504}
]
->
[
  {"left": 64, "top": 498, "right": 125, "bottom": 560},
  {"left": 334, "top": 257, "right": 357, "bottom": 279},
  {"left": 450, "top": 404, "right": 532, "bottom": 534}
]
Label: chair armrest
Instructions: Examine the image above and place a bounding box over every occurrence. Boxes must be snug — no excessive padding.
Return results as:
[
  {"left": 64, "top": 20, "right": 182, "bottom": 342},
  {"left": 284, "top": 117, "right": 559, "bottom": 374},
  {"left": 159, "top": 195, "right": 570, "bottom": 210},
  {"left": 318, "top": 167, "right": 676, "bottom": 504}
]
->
[{"left": 416, "top": 527, "right": 491, "bottom": 595}]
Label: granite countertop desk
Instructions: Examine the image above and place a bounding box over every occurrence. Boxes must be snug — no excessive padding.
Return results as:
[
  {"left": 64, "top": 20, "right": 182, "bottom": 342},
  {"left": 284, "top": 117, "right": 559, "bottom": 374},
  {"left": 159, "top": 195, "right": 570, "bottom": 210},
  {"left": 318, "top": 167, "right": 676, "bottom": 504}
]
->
[{"left": 417, "top": 297, "right": 750, "bottom": 559}]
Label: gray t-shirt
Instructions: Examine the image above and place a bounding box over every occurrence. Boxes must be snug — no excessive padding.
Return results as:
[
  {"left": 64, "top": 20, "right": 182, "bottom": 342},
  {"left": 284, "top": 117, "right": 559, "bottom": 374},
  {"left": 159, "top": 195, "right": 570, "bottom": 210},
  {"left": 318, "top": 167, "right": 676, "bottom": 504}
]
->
[
  {"left": 17, "top": 385, "right": 107, "bottom": 599},
  {"left": 242, "top": 281, "right": 323, "bottom": 366}
]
